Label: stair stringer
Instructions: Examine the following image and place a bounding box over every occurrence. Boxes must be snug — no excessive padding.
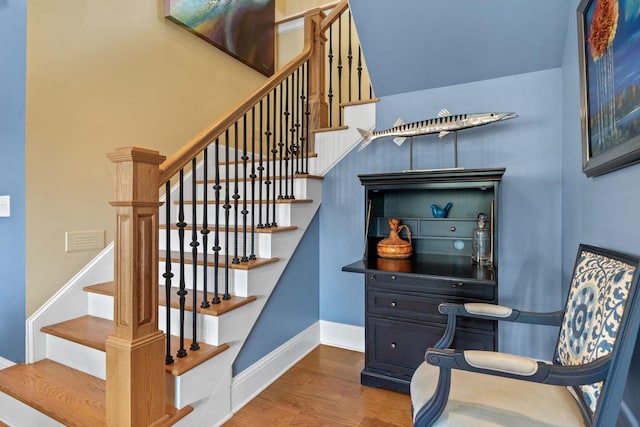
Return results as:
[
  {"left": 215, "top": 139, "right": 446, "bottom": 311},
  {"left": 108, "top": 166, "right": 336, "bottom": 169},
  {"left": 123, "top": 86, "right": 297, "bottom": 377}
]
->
[{"left": 309, "top": 101, "right": 376, "bottom": 176}]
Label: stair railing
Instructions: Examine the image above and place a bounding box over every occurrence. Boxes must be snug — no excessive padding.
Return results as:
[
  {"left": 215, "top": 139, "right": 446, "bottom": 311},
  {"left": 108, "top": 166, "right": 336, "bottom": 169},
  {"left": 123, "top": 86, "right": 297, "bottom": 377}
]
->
[{"left": 106, "top": 2, "right": 372, "bottom": 425}]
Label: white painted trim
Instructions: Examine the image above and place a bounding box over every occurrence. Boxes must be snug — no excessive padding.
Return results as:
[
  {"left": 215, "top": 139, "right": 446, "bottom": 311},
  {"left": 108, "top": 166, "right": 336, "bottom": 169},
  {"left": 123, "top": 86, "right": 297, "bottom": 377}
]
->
[
  {"left": 230, "top": 322, "right": 320, "bottom": 413},
  {"left": 319, "top": 320, "right": 365, "bottom": 352},
  {"left": 0, "top": 357, "right": 15, "bottom": 370},
  {"left": 278, "top": 18, "right": 303, "bottom": 35}
]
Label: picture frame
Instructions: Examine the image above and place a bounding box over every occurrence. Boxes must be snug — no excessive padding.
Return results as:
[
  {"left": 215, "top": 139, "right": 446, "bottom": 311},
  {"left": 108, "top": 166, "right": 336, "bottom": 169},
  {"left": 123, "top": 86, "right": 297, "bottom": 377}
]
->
[
  {"left": 165, "top": 0, "right": 275, "bottom": 77},
  {"left": 577, "top": 0, "right": 640, "bottom": 177}
]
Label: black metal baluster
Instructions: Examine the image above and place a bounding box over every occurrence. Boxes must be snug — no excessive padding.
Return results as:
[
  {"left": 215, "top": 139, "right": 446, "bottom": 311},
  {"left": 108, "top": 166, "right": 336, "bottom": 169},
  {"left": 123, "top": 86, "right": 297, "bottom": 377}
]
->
[
  {"left": 271, "top": 86, "right": 278, "bottom": 227},
  {"left": 348, "top": 10, "right": 353, "bottom": 103},
  {"left": 299, "top": 63, "right": 307, "bottom": 172},
  {"left": 164, "top": 181, "right": 174, "bottom": 365},
  {"left": 284, "top": 77, "right": 291, "bottom": 199},
  {"left": 190, "top": 158, "right": 200, "bottom": 351},
  {"left": 176, "top": 169, "right": 188, "bottom": 358},
  {"left": 212, "top": 138, "right": 221, "bottom": 304},
  {"left": 290, "top": 71, "right": 298, "bottom": 199},
  {"left": 241, "top": 114, "right": 249, "bottom": 262},
  {"left": 223, "top": 129, "right": 231, "bottom": 300},
  {"left": 305, "top": 61, "right": 311, "bottom": 175},
  {"left": 328, "top": 25, "right": 334, "bottom": 127},
  {"left": 265, "top": 91, "right": 272, "bottom": 228},
  {"left": 357, "top": 46, "right": 363, "bottom": 101},
  {"left": 278, "top": 81, "right": 285, "bottom": 201},
  {"left": 258, "top": 98, "right": 265, "bottom": 229},
  {"left": 232, "top": 122, "right": 240, "bottom": 265},
  {"left": 250, "top": 106, "right": 257, "bottom": 260},
  {"left": 294, "top": 67, "right": 300, "bottom": 176},
  {"left": 201, "top": 149, "right": 211, "bottom": 309},
  {"left": 338, "top": 15, "right": 343, "bottom": 126}
]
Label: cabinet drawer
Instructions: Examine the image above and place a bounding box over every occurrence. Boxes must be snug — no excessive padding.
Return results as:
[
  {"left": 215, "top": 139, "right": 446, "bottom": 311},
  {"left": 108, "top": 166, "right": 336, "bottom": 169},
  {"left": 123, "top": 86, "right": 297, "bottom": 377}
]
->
[
  {"left": 366, "top": 317, "right": 494, "bottom": 379},
  {"left": 418, "top": 219, "right": 476, "bottom": 238},
  {"left": 366, "top": 272, "right": 495, "bottom": 300},
  {"left": 367, "top": 290, "right": 495, "bottom": 332}
]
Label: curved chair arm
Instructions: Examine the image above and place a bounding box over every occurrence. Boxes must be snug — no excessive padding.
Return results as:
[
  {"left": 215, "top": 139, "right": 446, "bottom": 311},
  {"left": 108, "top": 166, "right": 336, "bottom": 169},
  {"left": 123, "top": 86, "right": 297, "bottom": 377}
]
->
[
  {"left": 426, "top": 348, "right": 612, "bottom": 386},
  {"left": 440, "top": 302, "right": 565, "bottom": 326},
  {"left": 433, "top": 303, "right": 564, "bottom": 349}
]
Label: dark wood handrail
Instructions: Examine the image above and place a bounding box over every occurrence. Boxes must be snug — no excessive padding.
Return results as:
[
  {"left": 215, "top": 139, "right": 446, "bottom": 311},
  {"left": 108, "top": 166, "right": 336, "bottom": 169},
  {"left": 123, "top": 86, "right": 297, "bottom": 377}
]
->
[{"left": 159, "top": 12, "right": 321, "bottom": 184}]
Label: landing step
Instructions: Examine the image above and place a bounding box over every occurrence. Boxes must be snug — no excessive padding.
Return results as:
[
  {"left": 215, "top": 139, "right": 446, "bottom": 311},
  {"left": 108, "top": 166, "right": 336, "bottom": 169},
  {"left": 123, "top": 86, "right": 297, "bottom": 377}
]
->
[
  {"left": 41, "top": 315, "right": 230, "bottom": 376},
  {"left": 0, "top": 359, "right": 192, "bottom": 426},
  {"left": 160, "top": 250, "right": 279, "bottom": 270},
  {"left": 85, "top": 282, "right": 258, "bottom": 317},
  {"left": 159, "top": 224, "right": 297, "bottom": 233}
]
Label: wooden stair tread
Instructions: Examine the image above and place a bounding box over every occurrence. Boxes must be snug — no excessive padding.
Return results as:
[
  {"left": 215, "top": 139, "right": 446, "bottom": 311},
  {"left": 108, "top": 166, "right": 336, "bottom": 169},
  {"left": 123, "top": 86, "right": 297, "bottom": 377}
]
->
[
  {"left": 159, "top": 224, "right": 297, "bottom": 234},
  {"left": 0, "top": 359, "right": 193, "bottom": 426},
  {"left": 196, "top": 174, "right": 323, "bottom": 184},
  {"left": 160, "top": 250, "right": 279, "bottom": 270},
  {"left": 0, "top": 359, "right": 106, "bottom": 426},
  {"left": 218, "top": 153, "right": 317, "bottom": 165},
  {"left": 177, "top": 198, "right": 313, "bottom": 205},
  {"left": 40, "top": 315, "right": 231, "bottom": 376},
  {"left": 85, "top": 282, "right": 258, "bottom": 316}
]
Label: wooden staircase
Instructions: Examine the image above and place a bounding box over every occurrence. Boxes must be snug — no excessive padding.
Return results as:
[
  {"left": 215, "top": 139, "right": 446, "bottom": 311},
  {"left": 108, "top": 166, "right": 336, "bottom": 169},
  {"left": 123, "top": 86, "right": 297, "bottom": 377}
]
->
[{"left": 0, "top": 99, "right": 376, "bottom": 426}]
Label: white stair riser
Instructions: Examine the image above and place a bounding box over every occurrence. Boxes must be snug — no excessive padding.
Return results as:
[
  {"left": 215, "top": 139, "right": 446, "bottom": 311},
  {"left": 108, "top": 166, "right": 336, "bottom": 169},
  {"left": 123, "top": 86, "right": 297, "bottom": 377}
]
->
[
  {"left": 203, "top": 156, "right": 316, "bottom": 181},
  {"left": 45, "top": 335, "right": 106, "bottom": 380},
  {"left": 0, "top": 393, "right": 64, "bottom": 427},
  {"left": 183, "top": 178, "right": 310, "bottom": 202},
  {"left": 172, "top": 203, "right": 294, "bottom": 227},
  {"left": 159, "top": 229, "right": 275, "bottom": 259}
]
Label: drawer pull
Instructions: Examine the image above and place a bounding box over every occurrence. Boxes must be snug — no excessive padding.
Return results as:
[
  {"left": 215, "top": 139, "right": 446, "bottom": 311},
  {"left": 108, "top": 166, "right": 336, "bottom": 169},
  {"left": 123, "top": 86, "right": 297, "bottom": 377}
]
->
[
  {"left": 451, "top": 282, "right": 465, "bottom": 288},
  {"left": 391, "top": 275, "right": 397, "bottom": 280},
  {"left": 390, "top": 343, "right": 397, "bottom": 349},
  {"left": 369, "top": 274, "right": 377, "bottom": 280},
  {"left": 450, "top": 226, "right": 456, "bottom": 232},
  {"left": 390, "top": 301, "right": 397, "bottom": 308}
]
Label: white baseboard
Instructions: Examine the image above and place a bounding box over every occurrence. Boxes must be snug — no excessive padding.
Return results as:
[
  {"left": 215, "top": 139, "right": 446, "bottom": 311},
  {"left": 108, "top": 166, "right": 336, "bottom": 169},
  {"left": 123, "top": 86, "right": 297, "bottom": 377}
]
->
[
  {"left": 320, "top": 320, "right": 365, "bottom": 352},
  {"left": 0, "top": 357, "right": 15, "bottom": 370},
  {"left": 230, "top": 322, "right": 320, "bottom": 413}
]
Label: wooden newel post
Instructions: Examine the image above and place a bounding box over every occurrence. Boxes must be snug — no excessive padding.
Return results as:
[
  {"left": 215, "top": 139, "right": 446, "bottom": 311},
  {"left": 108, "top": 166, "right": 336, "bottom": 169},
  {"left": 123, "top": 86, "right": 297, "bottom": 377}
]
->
[
  {"left": 106, "top": 147, "right": 166, "bottom": 426},
  {"left": 304, "top": 8, "right": 328, "bottom": 151}
]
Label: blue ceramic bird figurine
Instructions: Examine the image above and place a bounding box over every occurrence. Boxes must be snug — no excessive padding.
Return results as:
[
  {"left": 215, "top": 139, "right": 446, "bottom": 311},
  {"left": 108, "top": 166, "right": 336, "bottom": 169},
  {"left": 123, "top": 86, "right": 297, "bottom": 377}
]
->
[{"left": 431, "top": 202, "right": 452, "bottom": 218}]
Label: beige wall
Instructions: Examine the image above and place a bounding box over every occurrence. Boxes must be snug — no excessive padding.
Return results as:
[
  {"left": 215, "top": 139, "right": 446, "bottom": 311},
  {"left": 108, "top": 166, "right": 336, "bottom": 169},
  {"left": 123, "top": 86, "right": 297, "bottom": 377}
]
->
[{"left": 25, "top": 0, "right": 270, "bottom": 316}]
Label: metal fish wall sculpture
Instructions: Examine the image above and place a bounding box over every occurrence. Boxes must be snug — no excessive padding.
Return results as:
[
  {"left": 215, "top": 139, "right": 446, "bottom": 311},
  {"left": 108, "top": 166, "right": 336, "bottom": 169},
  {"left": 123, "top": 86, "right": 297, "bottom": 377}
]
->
[{"left": 357, "top": 109, "right": 518, "bottom": 151}]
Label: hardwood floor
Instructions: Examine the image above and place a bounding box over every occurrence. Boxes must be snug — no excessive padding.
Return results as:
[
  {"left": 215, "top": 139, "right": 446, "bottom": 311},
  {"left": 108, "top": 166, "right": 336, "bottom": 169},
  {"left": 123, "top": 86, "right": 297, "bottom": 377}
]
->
[{"left": 224, "top": 345, "right": 413, "bottom": 426}]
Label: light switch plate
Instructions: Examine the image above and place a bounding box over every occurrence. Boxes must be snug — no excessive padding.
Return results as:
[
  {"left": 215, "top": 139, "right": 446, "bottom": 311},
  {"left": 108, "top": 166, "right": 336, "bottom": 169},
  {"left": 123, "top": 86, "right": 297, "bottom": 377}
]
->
[{"left": 0, "top": 195, "right": 10, "bottom": 217}]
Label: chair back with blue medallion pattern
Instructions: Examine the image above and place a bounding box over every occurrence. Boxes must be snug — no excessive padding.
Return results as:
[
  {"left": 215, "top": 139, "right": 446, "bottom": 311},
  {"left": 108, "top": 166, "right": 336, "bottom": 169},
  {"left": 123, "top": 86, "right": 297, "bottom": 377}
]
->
[{"left": 555, "top": 244, "right": 640, "bottom": 421}]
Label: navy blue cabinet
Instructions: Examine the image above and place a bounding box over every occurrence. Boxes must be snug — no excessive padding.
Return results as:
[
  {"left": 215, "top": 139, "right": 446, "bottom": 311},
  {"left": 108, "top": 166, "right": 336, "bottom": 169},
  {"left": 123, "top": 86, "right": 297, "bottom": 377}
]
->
[{"left": 343, "top": 168, "right": 505, "bottom": 392}]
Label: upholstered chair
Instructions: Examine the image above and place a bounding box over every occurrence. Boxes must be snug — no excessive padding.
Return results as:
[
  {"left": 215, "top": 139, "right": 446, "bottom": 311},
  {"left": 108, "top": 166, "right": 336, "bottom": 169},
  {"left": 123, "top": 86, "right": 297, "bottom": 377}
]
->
[{"left": 411, "top": 244, "right": 640, "bottom": 427}]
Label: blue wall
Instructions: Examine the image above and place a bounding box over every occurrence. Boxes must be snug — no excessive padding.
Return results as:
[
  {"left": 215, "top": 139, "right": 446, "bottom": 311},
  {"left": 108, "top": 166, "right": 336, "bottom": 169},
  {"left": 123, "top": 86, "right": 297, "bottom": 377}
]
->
[
  {"left": 561, "top": 1, "right": 640, "bottom": 423},
  {"left": 233, "top": 213, "right": 320, "bottom": 374},
  {"left": 0, "top": 0, "right": 26, "bottom": 363},
  {"left": 320, "top": 69, "right": 565, "bottom": 360}
]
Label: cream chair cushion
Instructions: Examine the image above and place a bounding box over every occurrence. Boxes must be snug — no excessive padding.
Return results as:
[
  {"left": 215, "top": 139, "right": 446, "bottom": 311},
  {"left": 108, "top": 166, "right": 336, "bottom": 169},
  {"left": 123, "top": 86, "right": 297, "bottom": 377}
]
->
[{"left": 411, "top": 361, "right": 587, "bottom": 427}]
